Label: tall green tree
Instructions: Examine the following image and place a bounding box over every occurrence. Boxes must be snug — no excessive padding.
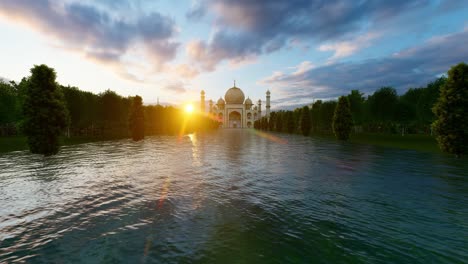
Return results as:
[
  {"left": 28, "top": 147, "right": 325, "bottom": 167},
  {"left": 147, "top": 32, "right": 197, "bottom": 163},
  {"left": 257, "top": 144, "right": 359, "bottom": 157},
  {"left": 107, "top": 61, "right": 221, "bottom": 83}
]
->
[
  {"left": 418, "top": 77, "right": 445, "bottom": 128},
  {"left": 395, "top": 100, "right": 413, "bottom": 135},
  {"left": 332, "top": 96, "right": 353, "bottom": 140},
  {"left": 129, "top": 95, "right": 145, "bottom": 141},
  {"left": 347, "top": 90, "right": 365, "bottom": 125},
  {"left": 23, "top": 65, "right": 69, "bottom": 156},
  {"left": 62, "top": 86, "right": 85, "bottom": 128},
  {"left": 0, "top": 81, "right": 19, "bottom": 125},
  {"left": 311, "top": 100, "right": 322, "bottom": 132},
  {"left": 99, "top": 90, "right": 123, "bottom": 127},
  {"left": 432, "top": 63, "right": 468, "bottom": 157},
  {"left": 268, "top": 112, "right": 276, "bottom": 131},
  {"left": 300, "top": 106, "right": 311, "bottom": 136},
  {"left": 276, "top": 112, "right": 283, "bottom": 132},
  {"left": 320, "top": 101, "right": 337, "bottom": 132},
  {"left": 368, "top": 87, "right": 398, "bottom": 123},
  {"left": 262, "top": 117, "right": 268, "bottom": 130},
  {"left": 286, "top": 111, "right": 295, "bottom": 133}
]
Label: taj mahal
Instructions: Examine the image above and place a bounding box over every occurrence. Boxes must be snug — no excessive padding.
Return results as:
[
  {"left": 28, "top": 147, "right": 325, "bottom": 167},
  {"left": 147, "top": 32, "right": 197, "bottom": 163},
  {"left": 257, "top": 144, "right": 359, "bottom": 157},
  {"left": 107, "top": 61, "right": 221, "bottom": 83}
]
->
[{"left": 200, "top": 82, "right": 271, "bottom": 128}]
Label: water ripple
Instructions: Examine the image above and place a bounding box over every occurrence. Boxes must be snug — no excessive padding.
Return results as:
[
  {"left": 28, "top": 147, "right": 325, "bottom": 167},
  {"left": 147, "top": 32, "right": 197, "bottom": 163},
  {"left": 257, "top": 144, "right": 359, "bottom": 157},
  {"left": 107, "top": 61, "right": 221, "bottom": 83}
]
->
[{"left": 1, "top": 131, "right": 467, "bottom": 263}]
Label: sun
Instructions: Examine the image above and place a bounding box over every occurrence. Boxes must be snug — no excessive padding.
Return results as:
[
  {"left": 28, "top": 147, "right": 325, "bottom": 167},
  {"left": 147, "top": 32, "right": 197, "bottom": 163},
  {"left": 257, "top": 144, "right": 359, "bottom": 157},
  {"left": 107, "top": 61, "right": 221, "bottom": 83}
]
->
[{"left": 185, "top": 104, "right": 194, "bottom": 114}]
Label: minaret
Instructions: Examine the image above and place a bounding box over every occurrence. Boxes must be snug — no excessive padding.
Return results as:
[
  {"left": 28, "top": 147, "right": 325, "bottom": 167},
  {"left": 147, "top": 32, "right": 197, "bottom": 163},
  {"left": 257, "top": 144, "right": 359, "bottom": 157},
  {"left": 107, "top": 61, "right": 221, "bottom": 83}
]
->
[
  {"left": 200, "top": 90, "right": 205, "bottom": 112},
  {"left": 209, "top": 99, "right": 213, "bottom": 114},
  {"left": 258, "top": 99, "right": 262, "bottom": 118},
  {"left": 266, "top": 90, "right": 271, "bottom": 119}
]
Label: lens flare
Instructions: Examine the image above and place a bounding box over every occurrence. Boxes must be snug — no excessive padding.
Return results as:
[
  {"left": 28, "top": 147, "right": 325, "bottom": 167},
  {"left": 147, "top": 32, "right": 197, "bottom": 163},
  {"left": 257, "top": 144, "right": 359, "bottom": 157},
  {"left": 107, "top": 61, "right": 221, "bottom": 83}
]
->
[
  {"left": 185, "top": 104, "right": 194, "bottom": 114},
  {"left": 250, "top": 129, "right": 288, "bottom": 144}
]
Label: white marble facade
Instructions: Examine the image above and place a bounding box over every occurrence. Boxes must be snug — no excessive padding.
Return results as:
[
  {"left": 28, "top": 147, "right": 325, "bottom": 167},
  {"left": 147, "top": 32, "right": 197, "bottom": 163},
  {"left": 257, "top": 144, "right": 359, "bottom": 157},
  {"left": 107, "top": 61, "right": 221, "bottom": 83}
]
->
[{"left": 202, "top": 84, "right": 270, "bottom": 128}]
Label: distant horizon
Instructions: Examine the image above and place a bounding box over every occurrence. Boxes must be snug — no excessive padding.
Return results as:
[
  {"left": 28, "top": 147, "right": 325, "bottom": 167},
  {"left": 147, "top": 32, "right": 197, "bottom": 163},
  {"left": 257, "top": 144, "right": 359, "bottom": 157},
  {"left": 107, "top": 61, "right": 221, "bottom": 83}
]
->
[{"left": 0, "top": 0, "right": 467, "bottom": 108}]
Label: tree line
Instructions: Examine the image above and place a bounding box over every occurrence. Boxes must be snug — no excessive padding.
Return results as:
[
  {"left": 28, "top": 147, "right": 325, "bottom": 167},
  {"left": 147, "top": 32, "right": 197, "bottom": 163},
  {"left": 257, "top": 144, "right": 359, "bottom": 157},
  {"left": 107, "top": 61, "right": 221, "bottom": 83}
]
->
[
  {"left": 0, "top": 64, "right": 219, "bottom": 155},
  {"left": 255, "top": 63, "right": 467, "bottom": 156},
  {"left": 255, "top": 77, "right": 444, "bottom": 135}
]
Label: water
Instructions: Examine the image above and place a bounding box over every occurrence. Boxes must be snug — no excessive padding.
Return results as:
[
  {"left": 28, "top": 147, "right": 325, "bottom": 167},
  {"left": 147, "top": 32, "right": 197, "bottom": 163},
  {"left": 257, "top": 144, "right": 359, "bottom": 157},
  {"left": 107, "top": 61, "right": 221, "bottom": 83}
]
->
[{"left": 0, "top": 130, "right": 467, "bottom": 263}]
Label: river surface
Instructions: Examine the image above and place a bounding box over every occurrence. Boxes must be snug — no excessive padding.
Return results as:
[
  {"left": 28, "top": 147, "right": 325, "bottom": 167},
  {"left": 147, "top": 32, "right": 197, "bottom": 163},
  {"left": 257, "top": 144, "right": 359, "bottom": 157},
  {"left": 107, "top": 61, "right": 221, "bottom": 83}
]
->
[{"left": 0, "top": 130, "right": 467, "bottom": 263}]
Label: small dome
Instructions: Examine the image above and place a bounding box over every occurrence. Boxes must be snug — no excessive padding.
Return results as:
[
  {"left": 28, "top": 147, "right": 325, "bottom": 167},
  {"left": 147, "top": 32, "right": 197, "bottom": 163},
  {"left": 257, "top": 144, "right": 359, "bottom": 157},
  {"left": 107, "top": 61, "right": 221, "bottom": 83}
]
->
[
  {"left": 245, "top": 97, "right": 252, "bottom": 105},
  {"left": 225, "top": 86, "right": 245, "bottom": 104},
  {"left": 217, "top": 97, "right": 225, "bottom": 105}
]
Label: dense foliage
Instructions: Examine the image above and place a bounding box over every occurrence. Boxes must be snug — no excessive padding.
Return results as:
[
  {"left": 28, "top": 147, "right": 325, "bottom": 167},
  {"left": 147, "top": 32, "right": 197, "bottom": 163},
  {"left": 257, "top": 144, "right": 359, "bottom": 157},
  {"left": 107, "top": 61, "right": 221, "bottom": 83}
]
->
[
  {"left": 22, "top": 65, "right": 69, "bottom": 156},
  {"left": 332, "top": 96, "right": 353, "bottom": 140},
  {"left": 432, "top": 63, "right": 468, "bottom": 157},
  {"left": 300, "top": 106, "right": 311, "bottom": 136},
  {"left": 129, "top": 95, "right": 144, "bottom": 141},
  {"left": 0, "top": 65, "right": 220, "bottom": 144},
  {"left": 255, "top": 75, "right": 447, "bottom": 137}
]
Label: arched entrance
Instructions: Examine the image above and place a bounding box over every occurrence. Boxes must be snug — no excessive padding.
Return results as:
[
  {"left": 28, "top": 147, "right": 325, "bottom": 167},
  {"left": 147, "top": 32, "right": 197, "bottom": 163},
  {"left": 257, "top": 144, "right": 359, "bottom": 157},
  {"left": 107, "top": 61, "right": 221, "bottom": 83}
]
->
[{"left": 228, "top": 111, "right": 241, "bottom": 128}]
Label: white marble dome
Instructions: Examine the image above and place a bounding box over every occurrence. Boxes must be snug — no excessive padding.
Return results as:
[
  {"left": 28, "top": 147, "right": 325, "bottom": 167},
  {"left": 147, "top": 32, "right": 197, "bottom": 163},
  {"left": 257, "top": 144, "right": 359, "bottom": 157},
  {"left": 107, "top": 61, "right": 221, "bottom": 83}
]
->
[{"left": 224, "top": 86, "right": 245, "bottom": 104}]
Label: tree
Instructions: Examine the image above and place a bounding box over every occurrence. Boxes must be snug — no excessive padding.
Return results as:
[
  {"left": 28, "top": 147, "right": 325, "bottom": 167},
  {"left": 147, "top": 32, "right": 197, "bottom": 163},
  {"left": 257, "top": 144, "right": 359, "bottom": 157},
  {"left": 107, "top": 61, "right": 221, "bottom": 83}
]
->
[
  {"left": 129, "top": 95, "right": 145, "bottom": 141},
  {"left": 62, "top": 85, "right": 86, "bottom": 136},
  {"left": 99, "top": 90, "right": 122, "bottom": 127},
  {"left": 0, "top": 81, "right": 19, "bottom": 125},
  {"left": 268, "top": 112, "right": 276, "bottom": 131},
  {"left": 275, "top": 111, "right": 283, "bottom": 132},
  {"left": 432, "top": 63, "right": 468, "bottom": 157},
  {"left": 286, "top": 111, "right": 295, "bottom": 133},
  {"left": 398, "top": 88, "right": 420, "bottom": 135},
  {"left": 320, "top": 101, "right": 337, "bottom": 132},
  {"left": 347, "top": 90, "right": 365, "bottom": 125},
  {"left": 261, "top": 117, "right": 268, "bottom": 130},
  {"left": 368, "top": 87, "right": 398, "bottom": 123},
  {"left": 395, "top": 100, "right": 413, "bottom": 135},
  {"left": 300, "top": 106, "right": 311, "bottom": 136},
  {"left": 418, "top": 77, "right": 445, "bottom": 130},
  {"left": 333, "top": 96, "right": 353, "bottom": 140},
  {"left": 311, "top": 100, "right": 322, "bottom": 132},
  {"left": 23, "top": 65, "right": 69, "bottom": 156}
]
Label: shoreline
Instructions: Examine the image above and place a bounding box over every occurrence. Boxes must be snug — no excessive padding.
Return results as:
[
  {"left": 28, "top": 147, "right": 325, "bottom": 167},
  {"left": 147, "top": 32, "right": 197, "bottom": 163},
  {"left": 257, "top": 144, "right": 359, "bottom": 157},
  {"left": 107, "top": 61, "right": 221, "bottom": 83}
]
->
[
  {"left": 305, "top": 132, "right": 441, "bottom": 154},
  {"left": 1, "top": 132, "right": 441, "bottom": 154}
]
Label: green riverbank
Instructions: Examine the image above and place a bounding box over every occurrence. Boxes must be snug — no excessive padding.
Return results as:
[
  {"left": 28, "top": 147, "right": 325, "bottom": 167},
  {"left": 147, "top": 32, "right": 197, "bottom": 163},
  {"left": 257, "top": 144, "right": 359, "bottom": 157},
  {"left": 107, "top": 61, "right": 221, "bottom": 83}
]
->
[
  {"left": 312, "top": 132, "right": 441, "bottom": 154},
  {"left": 0, "top": 136, "right": 128, "bottom": 153},
  {"left": 1, "top": 133, "right": 441, "bottom": 154}
]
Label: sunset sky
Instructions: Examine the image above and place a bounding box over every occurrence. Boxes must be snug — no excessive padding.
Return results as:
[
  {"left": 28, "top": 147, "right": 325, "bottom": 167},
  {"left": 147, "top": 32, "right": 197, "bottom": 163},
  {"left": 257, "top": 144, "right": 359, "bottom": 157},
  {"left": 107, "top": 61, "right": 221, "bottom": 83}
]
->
[{"left": 0, "top": 0, "right": 467, "bottom": 108}]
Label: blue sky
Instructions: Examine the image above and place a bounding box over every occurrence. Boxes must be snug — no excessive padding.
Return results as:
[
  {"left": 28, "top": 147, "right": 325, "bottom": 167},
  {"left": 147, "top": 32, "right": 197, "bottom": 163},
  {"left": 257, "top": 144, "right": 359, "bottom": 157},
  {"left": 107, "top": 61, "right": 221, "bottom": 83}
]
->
[{"left": 0, "top": 0, "right": 467, "bottom": 109}]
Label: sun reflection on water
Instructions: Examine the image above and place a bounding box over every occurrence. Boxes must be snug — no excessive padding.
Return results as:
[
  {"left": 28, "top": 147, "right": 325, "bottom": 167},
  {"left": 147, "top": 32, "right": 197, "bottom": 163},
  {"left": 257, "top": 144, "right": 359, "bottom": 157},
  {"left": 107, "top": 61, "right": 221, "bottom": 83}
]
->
[
  {"left": 188, "top": 133, "right": 202, "bottom": 167},
  {"left": 250, "top": 129, "right": 288, "bottom": 144},
  {"left": 158, "top": 177, "right": 171, "bottom": 209}
]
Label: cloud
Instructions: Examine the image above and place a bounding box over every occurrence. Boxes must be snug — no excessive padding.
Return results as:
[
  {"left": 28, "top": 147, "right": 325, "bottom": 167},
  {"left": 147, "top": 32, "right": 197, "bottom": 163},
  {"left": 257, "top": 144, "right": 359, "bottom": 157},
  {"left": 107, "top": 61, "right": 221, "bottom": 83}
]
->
[
  {"left": 292, "top": 61, "right": 315, "bottom": 75},
  {"left": 186, "top": 1, "right": 206, "bottom": 21},
  {"left": 172, "top": 64, "right": 200, "bottom": 79},
  {"left": 164, "top": 82, "right": 187, "bottom": 94},
  {"left": 261, "top": 29, "right": 468, "bottom": 105},
  {"left": 185, "top": 40, "right": 216, "bottom": 71},
  {"left": 186, "top": 0, "right": 432, "bottom": 71},
  {"left": 318, "top": 33, "right": 380, "bottom": 61},
  {"left": 0, "top": 0, "right": 179, "bottom": 80}
]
